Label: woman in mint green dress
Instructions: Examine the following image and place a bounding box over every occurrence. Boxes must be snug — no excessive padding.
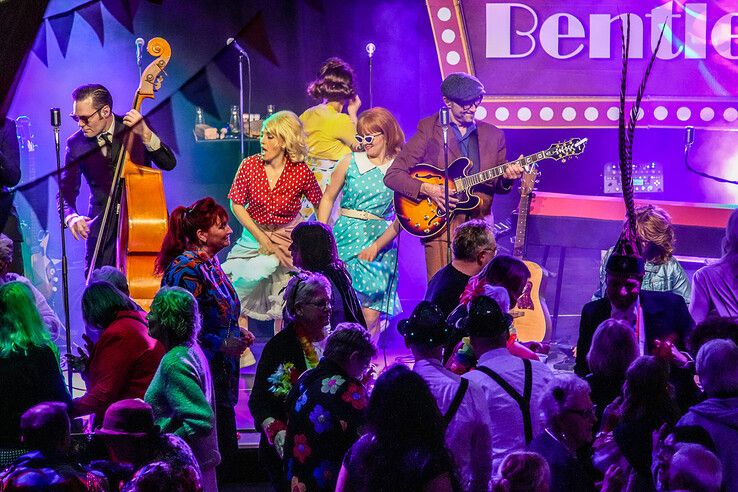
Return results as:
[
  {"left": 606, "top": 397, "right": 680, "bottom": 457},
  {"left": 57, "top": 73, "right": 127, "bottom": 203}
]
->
[{"left": 317, "top": 108, "right": 404, "bottom": 338}]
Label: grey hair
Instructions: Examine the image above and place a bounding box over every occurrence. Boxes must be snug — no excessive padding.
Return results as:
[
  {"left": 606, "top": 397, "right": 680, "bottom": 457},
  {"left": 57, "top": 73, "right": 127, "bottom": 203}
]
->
[
  {"left": 324, "top": 323, "right": 376, "bottom": 366},
  {"left": 669, "top": 444, "right": 722, "bottom": 492},
  {"left": 452, "top": 219, "right": 495, "bottom": 261},
  {"left": 539, "top": 374, "right": 591, "bottom": 425},
  {"left": 90, "top": 266, "right": 130, "bottom": 296},
  {"left": 0, "top": 233, "right": 13, "bottom": 266},
  {"left": 587, "top": 318, "right": 638, "bottom": 378},
  {"left": 283, "top": 272, "right": 331, "bottom": 322},
  {"left": 696, "top": 338, "right": 738, "bottom": 397}
]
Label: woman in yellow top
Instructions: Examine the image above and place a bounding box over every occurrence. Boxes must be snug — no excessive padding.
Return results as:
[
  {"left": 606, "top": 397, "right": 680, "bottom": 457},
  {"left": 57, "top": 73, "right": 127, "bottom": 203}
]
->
[{"left": 299, "top": 57, "right": 361, "bottom": 220}]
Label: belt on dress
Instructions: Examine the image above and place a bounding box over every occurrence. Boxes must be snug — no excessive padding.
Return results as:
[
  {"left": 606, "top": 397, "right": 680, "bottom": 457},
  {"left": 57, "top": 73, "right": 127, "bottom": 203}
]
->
[{"left": 340, "top": 208, "right": 384, "bottom": 221}]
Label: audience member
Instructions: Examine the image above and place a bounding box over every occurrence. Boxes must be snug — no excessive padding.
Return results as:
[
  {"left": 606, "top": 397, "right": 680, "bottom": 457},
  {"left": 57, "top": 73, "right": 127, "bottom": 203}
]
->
[
  {"left": 0, "top": 281, "right": 71, "bottom": 467},
  {"left": 576, "top": 243, "right": 694, "bottom": 376},
  {"left": 529, "top": 374, "right": 599, "bottom": 492},
  {"left": 651, "top": 424, "right": 716, "bottom": 491},
  {"left": 585, "top": 318, "right": 638, "bottom": 427},
  {"left": 595, "top": 356, "right": 680, "bottom": 490},
  {"left": 70, "top": 282, "right": 164, "bottom": 427},
  {"left": 157, "top": 196, "right": 254, "bottom": 484},
  {"left": 290, "top": 221, "right": 366, "bottom": 328},
  {"left": 400, "top": 301, "right": 493, "bottom": 491},
  {"left": 0, "top": 233, "right": 64, "bottom": 340},
  {"left": 491, "top": 451, "right": 550, "bottom": 492},
  {"left": 593, "top": 205, "right": 691, "bottom": 304},
  {"left": 283, "top": 323, "right": 375, "bottom": 491},
  {"left": 461, "top": 295, "right": 552, "bottom": 470},
  {"left": 425, "top": 220, "right": 496, "bottom": 319},
  {"left": 678, "top": 339, "right": 738, "bottom": 491},
  {"left": 668, "top": 443, "right": 722, "bottom": 492},
  {"left": 94, "top": 399, "right": 201, "bottom": 491},
  {"left": 144, "top": 287, "right": 219, "bottom": 491},
  {"left": 336, "top": 364, "right": 458, "bottom": 492},
  {"left": 249, "top": 272, "right": 332, "bottom": 488},
  {"left": 0, "top": 402, "right": 108, "bottom": 490},
  {"left": 690, "top": 207, "right": 738, "bottom": 323},
  {"left": 687, "top": 315, "right": 738, "bottom": 357}
]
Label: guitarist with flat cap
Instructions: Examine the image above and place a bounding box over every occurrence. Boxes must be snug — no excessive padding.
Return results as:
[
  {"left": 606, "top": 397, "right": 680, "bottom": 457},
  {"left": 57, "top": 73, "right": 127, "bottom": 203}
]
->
[{"left": 384, "top": 72, "right": 523, "bottom": 280}]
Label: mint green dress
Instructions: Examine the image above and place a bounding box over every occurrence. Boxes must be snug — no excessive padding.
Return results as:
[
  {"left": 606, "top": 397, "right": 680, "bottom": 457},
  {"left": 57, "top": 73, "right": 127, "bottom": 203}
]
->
[{"left": 334, "top": 153, "right": 401, "bottom": 315}]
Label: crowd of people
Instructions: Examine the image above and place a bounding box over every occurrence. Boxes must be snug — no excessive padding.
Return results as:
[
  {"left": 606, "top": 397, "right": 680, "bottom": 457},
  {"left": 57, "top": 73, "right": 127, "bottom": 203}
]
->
[{"left": 1, "top": 54, "right": 737, "bottom": 492}]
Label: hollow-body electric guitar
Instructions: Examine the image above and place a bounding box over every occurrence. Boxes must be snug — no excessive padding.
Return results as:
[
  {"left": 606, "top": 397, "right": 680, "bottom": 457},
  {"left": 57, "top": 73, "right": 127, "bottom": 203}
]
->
[{"left": 394, "top": 138, "right": 588, "bottom": 238}]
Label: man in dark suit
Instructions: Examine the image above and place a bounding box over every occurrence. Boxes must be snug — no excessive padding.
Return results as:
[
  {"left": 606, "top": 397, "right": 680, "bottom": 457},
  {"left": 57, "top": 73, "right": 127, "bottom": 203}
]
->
[
  {"left": 58, "top": 84, "right": 176, "bottom": 275},
  {"left": 0, "top": 117, "right": 23, "bottom": 274},
  {"left": 384, "top": 73, "right": 523, "bottom": 280},
  {"left": 575, "top": 250, "right": 695, "bottom": 376}
]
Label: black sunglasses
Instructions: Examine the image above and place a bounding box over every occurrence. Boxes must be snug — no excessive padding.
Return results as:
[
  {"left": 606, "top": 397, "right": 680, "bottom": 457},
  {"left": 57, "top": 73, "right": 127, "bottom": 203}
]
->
[
  {"left": 355, "top": 132, "right": 383, "bottom": 145},
  {"left": 453, "top": 97, "right": 483, "bottom": 110},
  {"left": 70, "top": 106, "right": 105, "bottom": 125}
]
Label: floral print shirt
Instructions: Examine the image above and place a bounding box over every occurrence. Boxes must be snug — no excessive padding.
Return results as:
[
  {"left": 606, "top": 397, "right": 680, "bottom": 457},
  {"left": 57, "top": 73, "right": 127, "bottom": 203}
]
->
[{"left": 283, "top": 358, "right": 367, "bottom": 492}]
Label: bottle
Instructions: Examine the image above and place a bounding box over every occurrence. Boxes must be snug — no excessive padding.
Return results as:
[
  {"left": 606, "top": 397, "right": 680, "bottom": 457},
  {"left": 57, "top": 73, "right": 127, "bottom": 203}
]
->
[
  {"left": 229, "top": 105, "right": 241, "bottom": 135},
  {"left": 195, "top": 106, "right": 204, "bottom": 126},
  {"left": 266, "top": 104, "right": 275, "bottom": 116}
]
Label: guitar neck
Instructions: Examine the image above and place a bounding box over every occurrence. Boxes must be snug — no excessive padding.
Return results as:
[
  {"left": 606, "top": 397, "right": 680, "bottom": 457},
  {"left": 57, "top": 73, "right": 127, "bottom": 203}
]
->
[
  {"left": 513, "top": 193, "right": 531, "bottom": 259},
  {"left": 457, "top": 150, "right": 549, "bottom": 190}
]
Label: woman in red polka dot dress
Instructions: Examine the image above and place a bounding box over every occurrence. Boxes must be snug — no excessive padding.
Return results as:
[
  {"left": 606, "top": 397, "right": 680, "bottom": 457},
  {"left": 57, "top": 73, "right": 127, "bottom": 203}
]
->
[{"left": 222, "top": 111, "right": 322, "bottom": 331}]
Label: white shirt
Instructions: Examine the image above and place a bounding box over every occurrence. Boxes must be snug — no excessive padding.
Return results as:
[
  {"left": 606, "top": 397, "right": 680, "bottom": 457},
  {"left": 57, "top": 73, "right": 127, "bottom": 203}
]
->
[
  {"left": 463, "top": 348, "right": 553, "bottom": 473},
  {"left": 414, "top": 358, "right": 493, "bottom": 492}
]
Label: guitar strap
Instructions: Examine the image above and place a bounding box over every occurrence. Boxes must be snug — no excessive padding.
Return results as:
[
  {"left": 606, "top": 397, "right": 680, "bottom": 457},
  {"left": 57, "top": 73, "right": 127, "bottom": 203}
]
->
[
  {"left": 443, "top": 378, "right": 469, "bottom": 426},
  {"left": 476, "top": 359, "right": 533, "bottom": 444}
]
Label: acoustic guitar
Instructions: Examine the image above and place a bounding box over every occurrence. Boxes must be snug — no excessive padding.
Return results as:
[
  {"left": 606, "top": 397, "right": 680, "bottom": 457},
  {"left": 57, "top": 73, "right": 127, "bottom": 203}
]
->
[
  {"left": 510, "top": 167, "right": 552, "bottom": 342},
  {"left": 394, "top": 138, "right": 588, "bottom": 238}
]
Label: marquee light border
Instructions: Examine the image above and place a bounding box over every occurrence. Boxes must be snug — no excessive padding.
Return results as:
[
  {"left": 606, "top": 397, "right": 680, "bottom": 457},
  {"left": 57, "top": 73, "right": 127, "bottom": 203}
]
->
[{"left": 426, "top": 0, "right": 737, "bottom": 130}]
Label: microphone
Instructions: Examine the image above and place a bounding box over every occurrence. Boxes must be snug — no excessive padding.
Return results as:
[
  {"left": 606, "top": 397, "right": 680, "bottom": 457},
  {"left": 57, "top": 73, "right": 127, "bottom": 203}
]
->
[
  {"left": 226, "top": 37, "right": 249, "bottom": 57},
  {"left": 439, "top": 107, "right": 449, "bottom": 127},
  {"left": 135, "top": 38, "right": 144, "bottom": 66},
  {"left": 366, "top": 43, "right": 376, "bottom": 58},
  {"left": 50, "top": 108, "right": 61, "bottom": 128},
  {"left": 685, "top": 126, "right": 695, "bottom": 147}
]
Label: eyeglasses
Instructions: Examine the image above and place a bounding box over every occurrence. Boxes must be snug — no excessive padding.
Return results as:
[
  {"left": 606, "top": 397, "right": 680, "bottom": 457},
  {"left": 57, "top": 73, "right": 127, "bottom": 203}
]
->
[
  {"left": 355, "top": 132, "right": 383, "bottom": 145},
  {"left": 453, "top": 97, "right": 483, "bottom": 110},
  {"left": 302, "top": 299, "right": 331, "bottom": 309},
  {"left": 70, "top": 106, "right": 105, "bottom": 125}
]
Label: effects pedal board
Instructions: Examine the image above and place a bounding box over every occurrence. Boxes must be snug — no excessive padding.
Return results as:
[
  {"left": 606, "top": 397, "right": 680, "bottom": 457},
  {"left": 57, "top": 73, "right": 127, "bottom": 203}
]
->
[{"left": 603, "top": 162, "right": 664, "bottom": 194}]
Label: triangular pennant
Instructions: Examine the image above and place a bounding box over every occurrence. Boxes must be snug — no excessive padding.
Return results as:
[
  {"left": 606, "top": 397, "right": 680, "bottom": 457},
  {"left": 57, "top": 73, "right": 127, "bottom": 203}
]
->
[
  {"left": 32, "top": 22, "right": 48, "bottom": 66},
  {"left": 302, "top": 0, "right": 325, "bottom": 12},
  {"left": 77, "top": 1, "right": 105, "bottom": 45},
  {"left": 180, "top": 67, "right": 221, "bottom": 121},
  {"left": 126, "top": 0, "right": 141, "bottom": 25},
  {"left": 146, "top": 98, "right": 179, "bottom": 156},
  {"left": 212, "top": 49, "right": 241, "bottom": 89},
  {"left": 101, "top": 0, "right": 134, "bottom": 33},
  {"left": 233, "top": 11, "right": 279, "bottom": 66},
  {"left": 48, "top": 10, "right": 75, "bottom": 58}
]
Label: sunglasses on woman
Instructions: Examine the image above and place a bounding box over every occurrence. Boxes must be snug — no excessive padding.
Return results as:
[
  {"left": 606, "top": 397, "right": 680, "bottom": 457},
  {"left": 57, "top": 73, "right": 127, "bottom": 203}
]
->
[{"left": 355, "top": 132, "right": 383, "bottom": 145}]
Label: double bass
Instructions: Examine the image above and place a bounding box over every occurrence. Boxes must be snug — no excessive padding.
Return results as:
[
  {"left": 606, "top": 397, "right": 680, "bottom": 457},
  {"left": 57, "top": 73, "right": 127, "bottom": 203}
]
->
[{"left": 88, "top": 37, "right": 171, "bottom": 310}]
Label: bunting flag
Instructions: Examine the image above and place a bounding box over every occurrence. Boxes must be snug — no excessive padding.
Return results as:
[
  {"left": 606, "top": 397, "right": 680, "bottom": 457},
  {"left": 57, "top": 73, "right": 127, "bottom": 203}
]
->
[
  {"left": 32, "top": 22, "right": 48, "bottom": 67},
  {"left": 146, "top": 97, "right": 179, "bottom": 155},
  {"left": 48, "top": 10, "right": 76, "bottom": 58},
  {"left": 180, "top": 67, "right": 221, "bottom": 121},
  {"left": 233, "top": 11, "right": 279, "bottom": 66},
  {"left": 302, "top": 0, "right": 325, "bottom": 13},
  {"left": 212, "top": 49, "right": 242, "bottom": 90},
  {"left": 101, "top": 0, "right": 135, "bottom": 33},
  {"left": 77, "top": 1, "right": 105, "bottom": 45}
]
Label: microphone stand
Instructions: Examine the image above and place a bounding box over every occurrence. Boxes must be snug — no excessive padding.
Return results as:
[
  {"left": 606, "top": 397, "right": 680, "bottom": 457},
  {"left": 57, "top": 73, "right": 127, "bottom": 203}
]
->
[
  {"left": 238, "top": 53, "right": 245, "bottom": 160},
  {"left": 441, "top": 109, "right": 451, "bottom": 264},
  {"left": 51, "top": 108, "right": 73, "bottom": 394}
]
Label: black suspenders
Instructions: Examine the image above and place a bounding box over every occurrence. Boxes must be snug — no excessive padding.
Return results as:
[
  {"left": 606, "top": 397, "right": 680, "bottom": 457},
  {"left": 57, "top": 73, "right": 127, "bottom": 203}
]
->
[
  {"left": 443, "top": 378, "right": 469, "bottom": 425},
  {"left": 476, "top": 359, "right": 534, "bottom": 444}
]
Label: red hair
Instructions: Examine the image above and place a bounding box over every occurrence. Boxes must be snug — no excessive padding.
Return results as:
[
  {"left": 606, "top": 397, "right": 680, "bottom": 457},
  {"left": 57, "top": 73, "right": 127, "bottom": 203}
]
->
[
  {"left": 155, "top": 197, "right": 229, "bottom": 274},
  {"left": 357, "top": 107, "right": 405, "bottom": 159}
]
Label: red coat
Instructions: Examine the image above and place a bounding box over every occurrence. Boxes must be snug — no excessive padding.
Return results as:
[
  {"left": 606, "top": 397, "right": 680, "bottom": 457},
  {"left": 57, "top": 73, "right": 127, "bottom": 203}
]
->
[{"left": 72, "top": 310, "right": 165, "bottom": 425}]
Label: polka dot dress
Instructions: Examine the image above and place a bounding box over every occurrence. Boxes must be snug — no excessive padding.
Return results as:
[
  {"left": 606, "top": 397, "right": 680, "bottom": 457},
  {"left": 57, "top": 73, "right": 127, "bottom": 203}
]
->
[{"left": 334, "top": 153, "right": 401, "bottom": 316}]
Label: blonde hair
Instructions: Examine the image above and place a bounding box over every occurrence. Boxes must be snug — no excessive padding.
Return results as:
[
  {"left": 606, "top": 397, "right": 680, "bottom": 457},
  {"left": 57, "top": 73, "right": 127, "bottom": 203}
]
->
[
  {"left": 631, "top": 205, "right": 675, "bottom": 264},
  {"left": 261, "top": 111, "right": 309, "bottom": 163}
]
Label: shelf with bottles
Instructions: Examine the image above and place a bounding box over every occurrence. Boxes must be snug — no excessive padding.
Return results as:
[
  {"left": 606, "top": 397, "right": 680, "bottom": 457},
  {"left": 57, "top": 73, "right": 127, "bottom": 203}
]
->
[{"left": 193, "top": 105, "right": 275, "bottom": 143}]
